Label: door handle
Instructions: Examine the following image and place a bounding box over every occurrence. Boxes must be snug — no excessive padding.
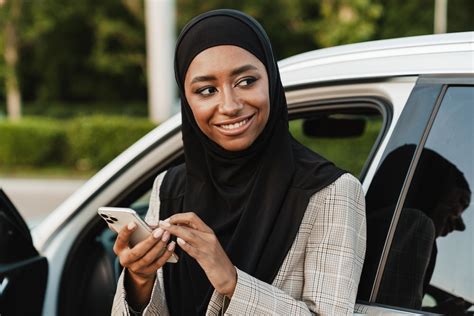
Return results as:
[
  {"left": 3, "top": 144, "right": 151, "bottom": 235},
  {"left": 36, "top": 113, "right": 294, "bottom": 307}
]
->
[{"left": 0, "top": 276, "right": 9, "bottom": 296}]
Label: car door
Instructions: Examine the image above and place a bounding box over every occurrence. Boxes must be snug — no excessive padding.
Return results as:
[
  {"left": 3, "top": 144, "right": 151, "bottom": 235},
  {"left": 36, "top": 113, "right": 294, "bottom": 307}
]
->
[
  {"left": 359, "top": 75, "right": 474, "bottom": 315},
  {"left": 0, "top": 189, "right": 48, "bottom": 315}
]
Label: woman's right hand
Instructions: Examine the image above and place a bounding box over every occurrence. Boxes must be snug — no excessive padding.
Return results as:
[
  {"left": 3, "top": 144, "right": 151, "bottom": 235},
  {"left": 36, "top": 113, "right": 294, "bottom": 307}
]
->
[{"left": 113, "top": 222, "right": 176, "bottom": 308}]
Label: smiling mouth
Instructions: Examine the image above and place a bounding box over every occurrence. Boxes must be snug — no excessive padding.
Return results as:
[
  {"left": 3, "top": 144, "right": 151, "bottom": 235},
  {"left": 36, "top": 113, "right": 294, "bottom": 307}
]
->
[
  {"left": 220, "top": 118, "right": 250, "bottom": 130},
  {"left": 215, "top": 114, "right": 255, "bottom": 135}
]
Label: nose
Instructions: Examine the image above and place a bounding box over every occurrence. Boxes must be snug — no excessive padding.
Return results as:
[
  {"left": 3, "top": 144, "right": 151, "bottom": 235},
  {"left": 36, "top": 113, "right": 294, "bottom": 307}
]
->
[{"left": 218, "top": 85, "right": 243, "bottom": 116}]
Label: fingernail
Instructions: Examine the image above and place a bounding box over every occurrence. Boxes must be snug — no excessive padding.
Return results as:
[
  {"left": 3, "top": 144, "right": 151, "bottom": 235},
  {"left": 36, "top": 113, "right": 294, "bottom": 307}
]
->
[
  {"left": 162, "top": 231, "right": 170, "bottom": 242},
  {"left": 177, "top": 237, "right": 186, "bottom": 246},
  {"left": 160, "top": 220, "right": 171, "bottom": 228},
  {"left": 128, "top": 222, "right": 136, "bottom": 230},
  {"left": 153, "top": 228, "right": 163, "bottom": 239},
  {"left": 164, "top": 218, "right": 170, "bottom": 223},
  {"left": 167, "top": 241, "right": 176, "bottom": 251}
]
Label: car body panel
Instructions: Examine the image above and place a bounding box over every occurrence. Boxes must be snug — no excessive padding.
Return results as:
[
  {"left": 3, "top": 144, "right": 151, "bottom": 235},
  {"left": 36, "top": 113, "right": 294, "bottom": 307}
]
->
[{"left": 279, "top": 32, "right": 474, "bottom": 87}]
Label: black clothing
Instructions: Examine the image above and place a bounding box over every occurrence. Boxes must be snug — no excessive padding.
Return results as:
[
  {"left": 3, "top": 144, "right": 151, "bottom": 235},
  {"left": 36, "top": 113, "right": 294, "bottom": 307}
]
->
[{"left": 160, "top": 9, "right": 345, "bottom": 315}]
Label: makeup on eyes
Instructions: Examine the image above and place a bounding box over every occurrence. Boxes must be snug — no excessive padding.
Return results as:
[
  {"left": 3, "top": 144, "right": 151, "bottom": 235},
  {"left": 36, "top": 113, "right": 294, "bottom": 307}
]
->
[{"left": 193, "top": 76, "right": 259, "bottom": 96}]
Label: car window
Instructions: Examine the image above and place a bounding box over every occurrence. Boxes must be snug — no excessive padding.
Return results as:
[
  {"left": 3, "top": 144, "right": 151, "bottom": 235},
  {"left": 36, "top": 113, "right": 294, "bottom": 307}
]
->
[
  {"left": 130, "top": 191, "right": 151, "bottom": 217},
  {"left": 289, "top": 110, "right": 383, "bottom": 178},
  {"left": 376, "top": 86, "right": 474, "bottom": 314},
  {"left": 358, "top": 81, "right": 444, "bottom": 303}
]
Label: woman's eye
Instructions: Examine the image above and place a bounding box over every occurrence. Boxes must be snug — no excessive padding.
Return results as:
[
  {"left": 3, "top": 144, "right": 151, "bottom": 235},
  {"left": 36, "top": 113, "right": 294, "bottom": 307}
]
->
[
  {"left": 197, "top": 87, "right": 217, "bottom": 96},
  {"left": 236, "top": 77, "right": 257, "bottom": 87}
]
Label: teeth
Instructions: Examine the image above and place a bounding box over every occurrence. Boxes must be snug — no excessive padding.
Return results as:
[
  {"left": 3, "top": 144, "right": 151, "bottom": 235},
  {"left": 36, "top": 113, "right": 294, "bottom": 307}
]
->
[{"left": 221, "top": 119, "right": 248, "bottom": 130}]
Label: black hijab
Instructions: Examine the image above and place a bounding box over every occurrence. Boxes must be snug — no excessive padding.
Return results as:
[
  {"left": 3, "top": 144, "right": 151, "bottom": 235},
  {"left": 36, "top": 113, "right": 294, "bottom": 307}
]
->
[{"left": 159, "top": 9, "right": 345, "bottom": 315}]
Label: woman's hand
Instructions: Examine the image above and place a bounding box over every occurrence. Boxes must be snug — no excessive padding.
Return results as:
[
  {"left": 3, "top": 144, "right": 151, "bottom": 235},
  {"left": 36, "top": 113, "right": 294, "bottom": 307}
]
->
[
  {"left": 159, "top": 212, "right": 237, "bottom": 297},
  {"left": 112, "top": 222, "right": 176, "bottom": 308}
]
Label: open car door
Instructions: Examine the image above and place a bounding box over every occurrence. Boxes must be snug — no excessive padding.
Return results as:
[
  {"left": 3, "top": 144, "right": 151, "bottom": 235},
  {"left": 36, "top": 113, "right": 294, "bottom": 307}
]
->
[{"left": 0, "top": 189, "right": 48, "bottom": 315}]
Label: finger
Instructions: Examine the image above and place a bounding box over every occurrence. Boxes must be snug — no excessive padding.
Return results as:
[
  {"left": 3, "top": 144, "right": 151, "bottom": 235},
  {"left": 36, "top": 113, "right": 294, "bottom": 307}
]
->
[
  {"left": 176, "top": 237, "right": 199, "bottom": 258},
  {"left": 120, "top": 227, "right": 163, "bottom": 266},
  {"left": 113, "top": 222, "right": 137, "bottom": 255},
  {"left": 148, "top": 241, "right": 177, "bottom": 270},
  {"left": 108, "top": 223, "right": 118, "bottom": 234},
  {"left": 159, "top": 221, "right": 201, "bottom": 246},
  {"left": 167, "top": 212, "right": 213, "bottom": 233},
  {"left": 132, "top": 238, "right": 169, "bottom": 269}
]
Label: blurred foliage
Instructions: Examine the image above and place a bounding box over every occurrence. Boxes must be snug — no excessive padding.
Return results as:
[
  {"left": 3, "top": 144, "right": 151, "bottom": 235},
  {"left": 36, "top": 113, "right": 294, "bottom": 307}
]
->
[
  {"left": 176, "top": 0, "right": 382, "bottom": 59},
  {"left": 0, "top": 115, "right": 155, "bottom": 171},
  {"left": 22, "top": 101, "right": 148, "bottom": 118},
  {"left": 7, "top": 0, "right": 147, "bottom": 104},
  {"left": 0, "top": 0, "right": 473, "bottom": 177},
  {"left": 0, "top": 117, "right": 67, "bottom": 166},
  {"left": 0, "top": 0, "right": 473, "bottom": 111},
  {"left": 66, "top": 115, "right": 154, "bottom": 169},
  {"left": 373, "top": 0, "right": 474, "bottom": 39}
]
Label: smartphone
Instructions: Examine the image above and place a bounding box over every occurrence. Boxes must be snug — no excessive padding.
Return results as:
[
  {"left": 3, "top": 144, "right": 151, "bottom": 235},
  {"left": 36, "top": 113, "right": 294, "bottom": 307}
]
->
[{"left": 98, "top": 207, "right": 178, "bottom": 263}]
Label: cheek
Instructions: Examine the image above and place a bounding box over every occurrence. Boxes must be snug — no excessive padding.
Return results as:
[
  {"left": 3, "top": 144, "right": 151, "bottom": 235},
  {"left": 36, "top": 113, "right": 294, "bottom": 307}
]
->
[
  {"left": 187, "top": 101, "right": 215, "bottom": 134},
  {"left": 257, "top": 81, "right": 270, "bottom": 122},
  {"left": 255, "top": 91, "right": 270, "bottom": 124}
]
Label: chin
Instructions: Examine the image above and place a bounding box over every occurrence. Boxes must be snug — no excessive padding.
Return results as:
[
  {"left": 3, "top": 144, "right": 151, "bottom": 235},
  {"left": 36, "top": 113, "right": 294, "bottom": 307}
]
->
[{"left": 219, "top": 139, "right": 253, "bottom": 152}]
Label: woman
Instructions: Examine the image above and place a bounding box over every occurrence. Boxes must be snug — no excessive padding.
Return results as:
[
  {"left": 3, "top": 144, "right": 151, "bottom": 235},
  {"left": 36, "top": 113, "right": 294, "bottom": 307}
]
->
[{"left": 112, "top": 9, "right": 366, "bottom": 315}]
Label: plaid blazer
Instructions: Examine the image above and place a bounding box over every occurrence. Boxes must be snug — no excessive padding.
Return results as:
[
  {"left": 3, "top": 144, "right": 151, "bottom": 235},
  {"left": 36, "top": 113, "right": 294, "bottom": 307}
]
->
[{"left": 112, "top": 172, "right": 366, "bottom": 315}]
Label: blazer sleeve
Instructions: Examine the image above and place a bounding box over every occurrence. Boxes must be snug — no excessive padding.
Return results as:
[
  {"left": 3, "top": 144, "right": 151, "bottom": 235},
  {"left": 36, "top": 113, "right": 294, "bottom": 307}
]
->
[
  {"left": 207, "top": 173, "right": 367, "bottom": 315},
  {"left": 111, "top": 172, "right": 170, "bottom": 316}
]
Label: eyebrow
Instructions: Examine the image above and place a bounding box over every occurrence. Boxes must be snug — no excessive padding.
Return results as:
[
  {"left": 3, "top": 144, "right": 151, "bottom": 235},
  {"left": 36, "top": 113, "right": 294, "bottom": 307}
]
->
[
  {"left": 230, "top": 64, "right": 258, "bottom": 77},
  {"left": 190, "top": 64, "right": 258, "bottom": 85}
]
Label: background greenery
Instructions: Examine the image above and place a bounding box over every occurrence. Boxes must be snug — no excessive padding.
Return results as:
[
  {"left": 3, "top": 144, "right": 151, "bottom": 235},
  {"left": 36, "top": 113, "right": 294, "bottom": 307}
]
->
[
  {"left": 0, "top": 0, "right": 472, "bottom": 177},
  {"left": 0, "top": 116, "right": 154, "bottom": 176},
  {"left": 289, "top": 118, "right": 382, "bottom": 177}
]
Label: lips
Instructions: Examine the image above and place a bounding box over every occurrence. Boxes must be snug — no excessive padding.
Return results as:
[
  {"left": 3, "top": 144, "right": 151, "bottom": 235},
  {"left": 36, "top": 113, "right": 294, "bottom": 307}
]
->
[{"left": 215, "top": 113, "right": 255, "bottom": 136}]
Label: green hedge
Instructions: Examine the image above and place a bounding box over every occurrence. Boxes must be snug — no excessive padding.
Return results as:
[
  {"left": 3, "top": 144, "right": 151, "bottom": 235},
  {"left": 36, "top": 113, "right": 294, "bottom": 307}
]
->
[
  {"left": 0, "top": 116, "right": 155, "bottom": 171},
  {"left": 67, "top": 116, "right": 155, "bottom": 169},
  {"left": 0, "top": 118, "right": 67, "bottom": 167}
]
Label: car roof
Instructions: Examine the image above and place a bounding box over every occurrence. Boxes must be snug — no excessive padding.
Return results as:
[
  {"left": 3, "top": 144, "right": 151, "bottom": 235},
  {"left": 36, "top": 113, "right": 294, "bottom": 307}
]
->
[{"left": 279, "top": 32, "right": 474, "bottom": 87}]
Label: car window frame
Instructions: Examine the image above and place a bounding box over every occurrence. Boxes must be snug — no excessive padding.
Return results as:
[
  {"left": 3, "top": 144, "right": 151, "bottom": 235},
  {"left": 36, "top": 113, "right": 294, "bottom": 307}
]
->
[{"left": 367, "top": 75, "right": 474, "bottom": 311}]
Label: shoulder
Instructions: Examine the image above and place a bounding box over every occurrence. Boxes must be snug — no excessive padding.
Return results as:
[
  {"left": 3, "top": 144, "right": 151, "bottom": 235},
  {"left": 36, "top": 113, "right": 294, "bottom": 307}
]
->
[
  {"left": 329, "top": 173, "right": 363, "bottom": 197},
  {"left": 313, "top": 172, "right": 362, "bottom": 198},
  {"left": 307, "top": 173, "right": 365, "bottom": 214}
]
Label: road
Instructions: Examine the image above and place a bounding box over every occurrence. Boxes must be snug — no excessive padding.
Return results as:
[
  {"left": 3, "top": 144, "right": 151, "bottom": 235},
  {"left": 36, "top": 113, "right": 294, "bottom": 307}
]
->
[{"left": 0, "top": 178, "right": 86, "bottom": 224}]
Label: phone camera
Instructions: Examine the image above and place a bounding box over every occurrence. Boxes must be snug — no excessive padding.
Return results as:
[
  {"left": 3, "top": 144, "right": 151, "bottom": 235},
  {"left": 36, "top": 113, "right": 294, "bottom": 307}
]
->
[{"left": 110, "top": 217, "right": 118, "bottom": 222}]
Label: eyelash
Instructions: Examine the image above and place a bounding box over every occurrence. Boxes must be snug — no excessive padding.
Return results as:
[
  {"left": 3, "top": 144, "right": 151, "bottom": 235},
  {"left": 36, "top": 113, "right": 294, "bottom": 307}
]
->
[
  {"left": 196, "top": 86, "right": 217, "bottom": 96},
  {"left": 236, "top": 77, "right": 257, "bottom": 87},
  {"left": 194, "top": 77, "right": 258, "bottom": 97}
]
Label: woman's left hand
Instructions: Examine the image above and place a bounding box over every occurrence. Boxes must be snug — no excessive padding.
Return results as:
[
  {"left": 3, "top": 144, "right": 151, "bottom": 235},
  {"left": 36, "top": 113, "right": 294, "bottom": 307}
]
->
[{"left": 159, "top": 212, "right": 237, "bottom": 297}]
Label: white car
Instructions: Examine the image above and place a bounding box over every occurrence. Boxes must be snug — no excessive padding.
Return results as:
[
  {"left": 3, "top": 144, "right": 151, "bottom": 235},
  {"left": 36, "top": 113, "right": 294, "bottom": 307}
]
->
[{"left": 1, "top": 32, "right": 473, "bottom": 315}]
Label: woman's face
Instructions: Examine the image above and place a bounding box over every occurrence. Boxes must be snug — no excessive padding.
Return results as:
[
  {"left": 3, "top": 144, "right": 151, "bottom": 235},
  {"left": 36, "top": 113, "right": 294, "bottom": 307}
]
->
[
  {"left": 184, "top": 45, "right": 270, "bottom": 151},
  {"left": 432, "top": 187, "right": 471, "bottom": 237}
]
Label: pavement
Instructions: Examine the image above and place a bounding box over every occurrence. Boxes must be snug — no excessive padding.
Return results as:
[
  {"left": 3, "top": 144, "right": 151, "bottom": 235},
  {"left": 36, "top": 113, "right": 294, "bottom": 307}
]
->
[{"left": 0, "top": 178, "right": 86, "bottom": 224}]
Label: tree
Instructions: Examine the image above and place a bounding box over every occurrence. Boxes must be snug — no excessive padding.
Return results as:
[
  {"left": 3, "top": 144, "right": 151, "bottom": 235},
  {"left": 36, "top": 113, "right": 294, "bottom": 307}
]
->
[
  {"left": 374, "top": 0, "right": 474, "bottom": 40},
  {"left": 1, "top": 0, "right": 22, "bottom": 121},
  {"left": 176, "top": 0, "right": 382, "bottom": 59},
  {"left": 18, "top": 0, "right": 147, "bottom": 103}
]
